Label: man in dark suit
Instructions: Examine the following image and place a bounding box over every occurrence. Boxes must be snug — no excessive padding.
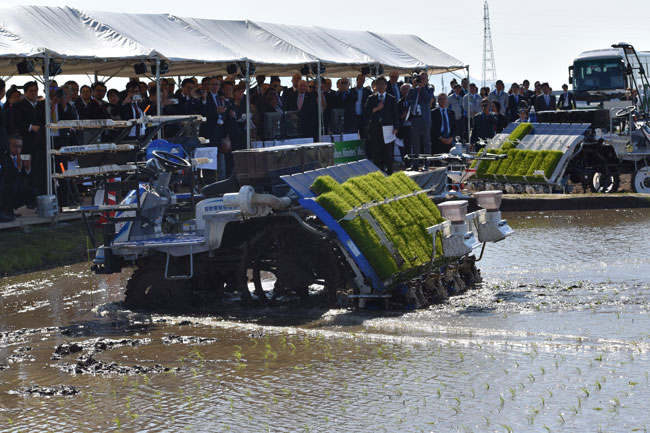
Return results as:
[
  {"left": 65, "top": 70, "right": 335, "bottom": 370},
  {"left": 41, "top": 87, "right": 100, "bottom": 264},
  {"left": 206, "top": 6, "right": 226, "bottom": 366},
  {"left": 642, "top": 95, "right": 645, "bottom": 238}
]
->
[
  {"left": 405, "top": 72, "right": 434, "bottom": 154},
  {"left": 431, "top": 93, "right": 456, "bottom": 154},
  {"left": 353, "top": 74, "right": 372, "bottom": 144},
  {"left": 75, "top": 85, "right": 93, "bottom": 120},
  {"left": 557, "top": 84, "right": 576, "bottom": 110},
  {"left": 281, "top": 73, "right": 302, "bottom": 105},
  {"left": 88, "top": 82, "right": 109, "bottom": 119},
  {"left": 386, "top": 70, "right": 402, "bottom": 102},
  {"left": 534, "top": 82, "right": 556, "bottom": 112},
  {"left": 397, "top": 84, "right": 412, "bottom": 163},
  {"left": 364, "top": 76, "right": 398, "bottom": 174},
  {"left": 521, "top": 79, "right": 534, "bottom": 104},
  {"left": 507, "top": 83, "right": 524, "bottom": 122},
  {"left": 174, "top": 78, "right": 200, "bottom": 116},
  {"left": 285, "top": 80, "right": 319, "bottom": 142},
  {"left": 9, "top": 81, "right": 45, "bottom": 194},
  {"left": 199, "top": 76, "right": 229, "bottom": 148},
  {"left": 331, "top": 78, "right": 358, "bottom": 134},
  {"left": 1, "top": 134, "right": 38, "bottom": 218}
]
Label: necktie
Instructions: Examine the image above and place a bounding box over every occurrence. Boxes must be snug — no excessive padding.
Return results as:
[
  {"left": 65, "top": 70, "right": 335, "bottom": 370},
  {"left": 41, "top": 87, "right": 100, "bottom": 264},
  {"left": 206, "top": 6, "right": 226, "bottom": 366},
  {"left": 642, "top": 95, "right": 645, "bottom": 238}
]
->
[
  {"left": 379, "top": 94, "right": 383, "bottom": 103},
  {"left": 298, "top": 94, "right": 304, "bottom": 111},
  {"left": 545, "top": 95, "right": 549, "bottom": 106},
  {"left": 12, "top": 155, "right": 18, "bottom": 169},
  {"left": 442, "top": 109, "right": 449, "bottom": 136}
]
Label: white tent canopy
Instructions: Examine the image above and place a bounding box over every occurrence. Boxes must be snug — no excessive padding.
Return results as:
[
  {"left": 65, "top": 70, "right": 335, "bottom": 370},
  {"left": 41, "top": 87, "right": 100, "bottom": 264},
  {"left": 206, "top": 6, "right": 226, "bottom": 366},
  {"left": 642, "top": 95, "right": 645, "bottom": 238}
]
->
[{"left": 0, "top": 5, "right": 465, "bottom": 77}]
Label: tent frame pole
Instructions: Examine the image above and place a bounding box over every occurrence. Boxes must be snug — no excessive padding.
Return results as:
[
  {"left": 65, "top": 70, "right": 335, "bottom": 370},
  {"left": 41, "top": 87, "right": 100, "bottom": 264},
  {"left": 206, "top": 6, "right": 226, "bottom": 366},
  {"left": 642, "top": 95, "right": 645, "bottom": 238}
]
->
[
  {"left": 245, "top": 61, "right": 251, "bottom": 149},
  {"left": 155, "top": 57, "right": 162, "bottom": 139},
  {"left": 44, "top": 54, "right": 53, "bottom": 197},
  {"left": 316, "top": 61, "right": 322, "bottom": 142}
]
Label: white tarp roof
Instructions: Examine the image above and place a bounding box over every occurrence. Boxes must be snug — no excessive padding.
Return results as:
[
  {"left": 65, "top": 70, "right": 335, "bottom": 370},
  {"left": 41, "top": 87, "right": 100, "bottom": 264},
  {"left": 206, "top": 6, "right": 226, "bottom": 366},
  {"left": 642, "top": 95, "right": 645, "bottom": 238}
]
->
[{"left": 0, "top": 5, "right": 465, "bottom": 77}]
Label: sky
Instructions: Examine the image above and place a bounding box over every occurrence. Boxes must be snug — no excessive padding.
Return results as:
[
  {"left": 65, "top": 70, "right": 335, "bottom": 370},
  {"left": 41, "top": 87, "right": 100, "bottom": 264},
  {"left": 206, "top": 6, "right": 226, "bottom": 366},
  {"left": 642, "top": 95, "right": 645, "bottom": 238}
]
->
[{"left": 2, "top": 0, "right": 650, "bottom": 91}]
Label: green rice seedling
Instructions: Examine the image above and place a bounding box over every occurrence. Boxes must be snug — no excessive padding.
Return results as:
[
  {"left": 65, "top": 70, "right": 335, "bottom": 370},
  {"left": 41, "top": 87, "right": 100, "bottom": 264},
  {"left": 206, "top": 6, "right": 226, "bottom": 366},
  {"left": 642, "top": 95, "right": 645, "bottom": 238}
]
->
[
  {"left": 495, "top": 149, "right": 516, "bottom": 175},
  {"left": 500, "top": 424, "right": 513, "bottom": 433},
  {"left": 518, "top": 151, "right": 539, "bottom": 177},
  {"left": 542, "top": 151, "right": 563, "bottom": 179},
  {"left": 485, "top": 150, "right": 505, "bottom": 175},
  {"left": 310, "top": 175, "right": 340, "bottom": 195},
  {"left": 504, "top": 122, "right": 533, "bottom": 148},
  {"left": 526, "top": 150, "right": 550, "bottom": 177},
  {"left": 504, "top": 149, "right": 528, "bottom": 182}
]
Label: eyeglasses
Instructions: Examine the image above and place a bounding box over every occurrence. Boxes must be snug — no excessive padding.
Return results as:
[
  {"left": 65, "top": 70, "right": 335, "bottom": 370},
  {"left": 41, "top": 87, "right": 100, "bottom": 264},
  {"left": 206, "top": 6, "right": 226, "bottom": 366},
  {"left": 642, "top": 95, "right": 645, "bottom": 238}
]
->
[{"left": 340, "top": 81, "right": 349, "bottom": 84}]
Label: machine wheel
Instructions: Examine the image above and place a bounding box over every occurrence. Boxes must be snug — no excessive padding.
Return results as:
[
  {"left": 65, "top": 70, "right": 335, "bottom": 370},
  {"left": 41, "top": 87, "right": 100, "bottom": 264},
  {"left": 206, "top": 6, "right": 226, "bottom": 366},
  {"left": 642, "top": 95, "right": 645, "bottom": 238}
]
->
[
  {"left": 246, "top": 222, "right": 341, "bottom": 304},
  {"left": 124, "top": 263, "right": 191, "bottom": 310},
  {"left": 632, "top": 166, "right": 650, "bottom": 193},
  {"left": 248, "top": 231, "right": 280, "bottom": 302},
  {"left": 590, "top": 171, "right": 619, "bottom": 193}
]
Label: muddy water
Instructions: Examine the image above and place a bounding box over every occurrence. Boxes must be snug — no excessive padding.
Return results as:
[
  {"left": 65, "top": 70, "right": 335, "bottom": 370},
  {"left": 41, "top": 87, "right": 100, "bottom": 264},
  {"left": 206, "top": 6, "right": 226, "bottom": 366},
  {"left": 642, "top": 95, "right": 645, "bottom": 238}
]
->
[{"left": 1, "top": 209, "right": 649, "bottom": 432}]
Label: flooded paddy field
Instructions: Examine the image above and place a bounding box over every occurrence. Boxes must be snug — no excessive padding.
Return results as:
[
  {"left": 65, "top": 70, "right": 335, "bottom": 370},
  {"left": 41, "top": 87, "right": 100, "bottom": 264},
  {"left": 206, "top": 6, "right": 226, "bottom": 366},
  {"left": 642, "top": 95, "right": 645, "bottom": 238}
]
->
[{"left": 1, "top": 209, "right": 650, "bottom": 432}]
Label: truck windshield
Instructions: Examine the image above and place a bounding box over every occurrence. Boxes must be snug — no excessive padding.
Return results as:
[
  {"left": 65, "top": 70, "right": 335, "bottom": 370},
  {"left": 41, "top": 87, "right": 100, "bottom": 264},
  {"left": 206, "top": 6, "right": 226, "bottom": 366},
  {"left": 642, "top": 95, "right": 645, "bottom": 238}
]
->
[{"left": 573, "top": 58, "right": 626, "bottom": 91}]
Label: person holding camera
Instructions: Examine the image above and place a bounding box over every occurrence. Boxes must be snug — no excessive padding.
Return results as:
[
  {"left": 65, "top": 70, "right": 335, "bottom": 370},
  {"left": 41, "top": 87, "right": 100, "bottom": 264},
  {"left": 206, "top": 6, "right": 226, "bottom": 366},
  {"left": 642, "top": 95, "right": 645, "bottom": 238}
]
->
[
  {"left": 0, "top": 134, "right": 38, "bottom": 220},
  {"left": 405, "top": 72, "right": 434, "bottom": 155},
  {"left": 120, "top": 81, "right": 146, "bottom": 138}
]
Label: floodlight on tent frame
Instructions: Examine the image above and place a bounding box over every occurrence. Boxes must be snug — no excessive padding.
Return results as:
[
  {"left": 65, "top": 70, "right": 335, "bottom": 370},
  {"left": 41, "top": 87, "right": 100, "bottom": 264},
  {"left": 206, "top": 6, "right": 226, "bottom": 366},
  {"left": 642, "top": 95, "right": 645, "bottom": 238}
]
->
[
  {"left": 16, "top": 59, "right": 35, "bottom": 75},
  {"left": 151, "top": 60, "right": 169, "bottom": 75}
]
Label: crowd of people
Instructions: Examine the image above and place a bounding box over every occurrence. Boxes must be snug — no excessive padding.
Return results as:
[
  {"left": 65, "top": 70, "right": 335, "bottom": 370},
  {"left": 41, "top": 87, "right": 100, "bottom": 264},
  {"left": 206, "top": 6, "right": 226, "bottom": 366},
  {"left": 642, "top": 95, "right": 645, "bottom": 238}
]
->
[{"left": 0, "top": 71, "right": 575, "bottom": 222}]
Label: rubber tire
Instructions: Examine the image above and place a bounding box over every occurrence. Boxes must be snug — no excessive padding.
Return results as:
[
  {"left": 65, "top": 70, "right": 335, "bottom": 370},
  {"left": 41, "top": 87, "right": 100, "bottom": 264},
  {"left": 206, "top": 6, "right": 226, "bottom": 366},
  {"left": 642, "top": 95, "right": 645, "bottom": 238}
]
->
[
  {"left": 590, "top": 172, "right": 619, "bottom": 194},
  {"left": 632, "top": 166, "right": 650, "bottom": 194}
]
